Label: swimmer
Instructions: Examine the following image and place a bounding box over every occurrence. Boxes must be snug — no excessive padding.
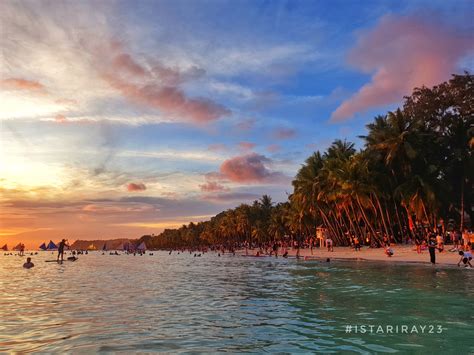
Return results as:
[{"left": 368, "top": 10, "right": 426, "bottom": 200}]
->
[{"left": 23, "top": 257, "right": 34, "bottom": 269}]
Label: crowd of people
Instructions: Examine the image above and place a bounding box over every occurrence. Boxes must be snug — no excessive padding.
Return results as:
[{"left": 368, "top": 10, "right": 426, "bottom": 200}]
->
[{"left": 8, "top": 226, "right": 474, "bottom": 269}]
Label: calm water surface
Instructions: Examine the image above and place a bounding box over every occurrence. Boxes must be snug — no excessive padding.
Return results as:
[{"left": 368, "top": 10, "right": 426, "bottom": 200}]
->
[{"left": 0, "top": 251, "right": 473, "bottom": 353}]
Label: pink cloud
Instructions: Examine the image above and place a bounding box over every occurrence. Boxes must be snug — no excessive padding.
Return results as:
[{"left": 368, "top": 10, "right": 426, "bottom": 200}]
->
[
  {"left": 1, "top": 78, "right": 46, "bottom": 93},
  {"left": 272, "top": 127, "right": 296, "bottom": 139},
  {"left": 199, "top": 181, "right": 229, "bottom": 192},
  {"left": 238, "top": 141, "right": 256, "bottom": 150},
  {"left": 112, "top": 53, "right": 147, "bottom": 77},
  {"left": 207, "top": 143, "right": 227, "bottom": 152},
  {"left": 267, "top": 144, "right": 281, "bottom": 153},
  {"left": 54, "top": 114, "right": 68, "bottom": 123},
  {"left": 98, "top": 45, "right": 230, "bottom": 124},
  {"left": 331, "top": 16, "right": 473, "bottom": 122},
  {"left": 235, "top": 118, "right": 257, "bottom": 131},
  {"left": 219, "top": 153, "right": 285, "bottom": 183},
  {"left": 126, "top": 182, "right": 147, "bottom": 192}
]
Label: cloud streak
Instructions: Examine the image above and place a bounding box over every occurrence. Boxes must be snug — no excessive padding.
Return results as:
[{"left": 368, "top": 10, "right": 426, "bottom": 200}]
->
[
  {"left": 199, "top": 181, "right": 229, "bottom": 192},
  {"left": 1, "top": 78, "right": 46, "bottom": 93},
  {"left": 331, "top": 16, "right": 473, "bottom": 121}
]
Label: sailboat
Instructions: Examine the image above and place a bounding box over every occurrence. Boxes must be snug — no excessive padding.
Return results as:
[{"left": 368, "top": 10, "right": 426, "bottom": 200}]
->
[
  {"left": 39, "top": 242, "right": 47, "bottom": 251},
  {"left": 1, "top": 244, "right": 8, "bottom": 251},
  {"left": 137, "top": 241, "right": 147, "bottom": 251},
  {"left": 46, "top": 240, "right": 58, "bottom": 250},
  {"left": 13, "top": 243, "right": 22, "bottom": 251}
]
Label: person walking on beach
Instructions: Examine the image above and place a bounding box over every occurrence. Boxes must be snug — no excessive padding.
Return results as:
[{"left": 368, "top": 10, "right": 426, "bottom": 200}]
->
[
  {"left": 436, "top": 231, "right": 444, "bottom": 252},
  {"left": 450, "top": 230, "right": 460, "bottom": 251},
  {"left": 57, "top": 239, "right": 68, "bottom": 262},
  {"left": 428, "top": 234, "right": 437, "bottom": 265},
  {"left": 23, "top": 257, "right": 34, "bottom": 269},
  {"left": 415, "top": 235, "right": 422, "bottom": 254},
  {"left": 326, "top": 236, "right": 333, "bottom": 252},
  {"left": 272, "top": 241, "right": 279, "bottom": 258},
  {"left": 354, "top": 236, "right": 361, "bottom": 251}
]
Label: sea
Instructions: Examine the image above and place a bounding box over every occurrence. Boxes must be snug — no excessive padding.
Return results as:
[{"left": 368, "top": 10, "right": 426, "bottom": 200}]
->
[{"left": 0, "top": 251, "right": 472, "bottom": 353}]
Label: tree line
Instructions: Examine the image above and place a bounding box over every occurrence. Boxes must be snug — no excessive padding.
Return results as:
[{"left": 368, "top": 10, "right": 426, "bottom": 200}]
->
[{"left": 141, "top": 73, "right": 473, "bottom": 249}]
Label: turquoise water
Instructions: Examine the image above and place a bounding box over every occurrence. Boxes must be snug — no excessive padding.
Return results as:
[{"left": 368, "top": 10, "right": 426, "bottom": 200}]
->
[{"left": 0, "top": 251, "right": 472, "bottom": 353}]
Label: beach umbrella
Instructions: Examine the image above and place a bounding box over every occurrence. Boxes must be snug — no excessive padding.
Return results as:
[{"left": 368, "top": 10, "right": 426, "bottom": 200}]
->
[
  {"left": 39, "top": 242, "right": 47, "bottom": 250},
  {"left": 1, "top": 244, "right": 8, "bottom": 251},
  {"left": 46, "top": 240, "right": 58, "bottom": 250}
]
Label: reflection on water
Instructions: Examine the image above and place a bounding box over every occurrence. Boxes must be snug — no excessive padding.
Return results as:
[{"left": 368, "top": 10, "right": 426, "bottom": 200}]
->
[{"left": 0, "top": 252, "right": 472, "bottom": 353}]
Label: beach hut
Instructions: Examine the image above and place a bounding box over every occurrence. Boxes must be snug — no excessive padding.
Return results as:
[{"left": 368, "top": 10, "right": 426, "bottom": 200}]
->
[
  {"left": 1, "top": 244, "right": 8, "bottom": 251},
  {"left": 39, "top": 242, "right": 47, "bottom": 250},
  {"left": 316, "top": 227, "right": 326, "bottom": 248},
  {"left": 87, "top": 243, "right": 97, "bottom": 251},
  {"left": 46, "top": 240, "right": 58, "bottom": 250},
  {"left": 136, "top": 241, "right": 147, "bottom": 251}
]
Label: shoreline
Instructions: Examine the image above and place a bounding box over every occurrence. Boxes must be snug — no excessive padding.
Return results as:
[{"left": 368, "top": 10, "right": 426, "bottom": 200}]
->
[{"left": 236, "top": 245, "right": 469, "bottom": 268}]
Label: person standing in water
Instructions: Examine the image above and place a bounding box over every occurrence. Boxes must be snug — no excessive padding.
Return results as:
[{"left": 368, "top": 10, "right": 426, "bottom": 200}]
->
[
  {"left": 19, "top": 243, "right": 25, "bottom": 256},
  {"left": 428, "top": 233, "right": 437, "bottom": 265},
  {"left": 57, "top": 239, "right": 68, "bottom": 262}
]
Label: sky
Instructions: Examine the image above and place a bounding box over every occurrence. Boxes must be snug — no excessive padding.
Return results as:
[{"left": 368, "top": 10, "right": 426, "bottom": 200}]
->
[{"left": 1, "top": 0, "right": 473, "bottom": 248}]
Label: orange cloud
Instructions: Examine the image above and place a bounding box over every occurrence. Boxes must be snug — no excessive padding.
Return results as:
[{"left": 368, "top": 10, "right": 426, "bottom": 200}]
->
[
  {"left": 126, "top": 182, "right": 147, "bottom": 192},
  {"left": 1, "top": 78, "right": 46, "bottom": 93},
  {"left": 55, "top": 114, "right": 68, "bottom": 123},
  {"left": 219, "top": 153, "right": 285, "bottom": 183},
  {"left": 331, "top": 16, "right": 473, "bottom": 121}
]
